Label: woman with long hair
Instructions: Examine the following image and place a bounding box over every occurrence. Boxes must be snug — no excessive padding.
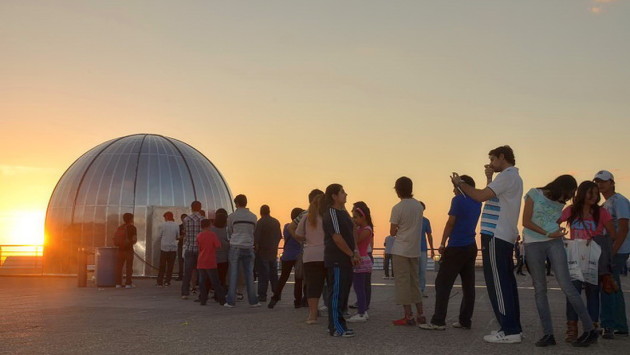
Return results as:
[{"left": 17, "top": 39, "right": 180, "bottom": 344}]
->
[
  {"left": 295, "top": 193, "right": 326, "bottom": 324},
  {"left": 558, "top": 181, "right": 615, "bottom": 341},
  {"left": 321, "top": 184, "right": 358, "bottom": 337},
  {"left": 347, "top": 201, "right": 374, "bottom": 323},
  {"left": 522, "top": 175, "right": 597, "bottom": 347}
]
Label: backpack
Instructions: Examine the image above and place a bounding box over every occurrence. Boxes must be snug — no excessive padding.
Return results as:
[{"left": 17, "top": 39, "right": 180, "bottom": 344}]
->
[{"left": 113, "top": 224, "right": 128, "bottom": 247}]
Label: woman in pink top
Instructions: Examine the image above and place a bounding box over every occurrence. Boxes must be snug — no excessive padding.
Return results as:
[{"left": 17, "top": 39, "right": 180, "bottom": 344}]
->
[
  {"left": 295, "top": 194, "right": 327, "bottom": 324},
  {"left": 348, "top": 201, "right": 374, "bottom": 323},
  {"left": 559, "top": 181, "right": 615, "bottom": 341}
]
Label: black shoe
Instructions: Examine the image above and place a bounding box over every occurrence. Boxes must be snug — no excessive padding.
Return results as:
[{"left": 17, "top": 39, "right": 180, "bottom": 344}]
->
[
  {"left": 602, "top": 327, "right": 615, "bottom": 339},
  {"left": 573, "top": 330, "right": 599, "bottom": 347},
  {"left": 294, "top": 301, "right": 302, "bottom": 309},
  {"left": 535, "top": 334, "right": 556, "bottom": 347},
  {"left": 268, "top": 299, "right": 278, "bottom": 309},
  {"left": 258, "top": 296, "right": 267, "bottom": 302},
  {"left": 349, "top": 303, "right": 358, "bottom": 309},
  {"left": 194, "top": 298, "right": 200, "bottom": 303}
]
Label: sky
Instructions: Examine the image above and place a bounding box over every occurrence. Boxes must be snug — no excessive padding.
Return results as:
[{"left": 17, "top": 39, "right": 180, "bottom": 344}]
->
[{"left": 1, "top": 0, "right": 629, "bottom": 248}]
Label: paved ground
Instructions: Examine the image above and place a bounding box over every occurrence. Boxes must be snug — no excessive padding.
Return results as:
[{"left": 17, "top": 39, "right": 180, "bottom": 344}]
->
[{"left": 1, "top": 270, "right": 629, "bottom": 354}]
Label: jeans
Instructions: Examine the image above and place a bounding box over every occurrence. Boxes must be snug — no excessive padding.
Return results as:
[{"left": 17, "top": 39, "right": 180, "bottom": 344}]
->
[
  {"left": 567, "top": 280, "right": 599, "bottom": 323},
  {"left": 226, "top": 247, "right": 258, "bottom": 305},
  {"left": 256, "top": 257, "right": 278, "bottom": 300},
  {"left": 383, "top": 253, "right": 393, "bottom": 277},
  {"left": 600, "top": 253, "right": 629, "bottom": 331},
  {"left": 115, "top": 249, "right": 134, "bottom": 286},
  {"left": 157, "top": 250, "right": 176, "bottom": 285},
  {"left": 525, "top": 238, "right": 593, "bottom": 335},
  {"left": 180, "top": 251, "right": 198, "bottom": 296},
  {"left": 431, "top": 244, "right": 477, "bottom": 327},
  {"left": 419, "top": 251, "right": 428, "bottom": 293},
  {"left": 199, "top": 268, "right": 226, "bottom": 305}
]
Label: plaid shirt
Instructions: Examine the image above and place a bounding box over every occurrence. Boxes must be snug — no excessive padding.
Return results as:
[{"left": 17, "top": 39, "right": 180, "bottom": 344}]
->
[{"left": 183, "top": 212, "right": 203, "bottom": 253}]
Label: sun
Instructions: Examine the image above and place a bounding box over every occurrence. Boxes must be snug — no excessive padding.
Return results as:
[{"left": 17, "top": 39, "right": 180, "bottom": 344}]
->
[{"left": 0, "top": 210, "right": 45, "bottom": 246}]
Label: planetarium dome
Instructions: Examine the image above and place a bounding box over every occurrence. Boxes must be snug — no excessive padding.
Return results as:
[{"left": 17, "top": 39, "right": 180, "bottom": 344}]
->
[{"left": 44, "top": 134, "right": 234, "bottom": 275}]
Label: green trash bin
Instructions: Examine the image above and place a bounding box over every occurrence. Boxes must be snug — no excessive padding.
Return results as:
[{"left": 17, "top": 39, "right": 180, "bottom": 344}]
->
[{"left": 95, "top": 247, "right": 118, "bottom": 287}]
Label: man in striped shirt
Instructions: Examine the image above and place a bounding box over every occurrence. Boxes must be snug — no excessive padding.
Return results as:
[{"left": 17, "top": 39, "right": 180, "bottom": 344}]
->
[
  {"left": 181, "top": 201, "right": 204, "bottom": 299},
  {"left": 452, "top": 145, "right": 524, "bottom": 344}
]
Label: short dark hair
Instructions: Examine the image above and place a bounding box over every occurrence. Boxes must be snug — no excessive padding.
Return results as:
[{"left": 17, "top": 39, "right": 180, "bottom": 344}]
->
[
  {"left": 213, "top": 208, "right": 228, "bottom": 228},
  {"left": 488, "top": 145, "right": 516, "bottom": 166},
  {"left": 201, "top": 219, "right": 212, "bottom": 229},
  {"left": 191, "top": 201, "right": 202, "bottom": 212},
  {"left": 308, "top": 189, "right": 324, "bottom": 203},
  {"left": 291, "top": 207, "right": 304, "bottom": 220},
  {"left": 260, "top": 205, "right": 270, "bottom": 215},
  {"left": 395, "top": 176, "right": 413, "bottom": 198},
  {"left": 460, "top": 175, "right": 476, "bottom": 188},
  {"left": 234, "top": 194, "right": 247, "bottom": 207},
  {"left": 180, "top": 213, "right": 188, "bottom": 221},
  {"left": 123, "top": 213, "right": 134, "bottom": 223}
]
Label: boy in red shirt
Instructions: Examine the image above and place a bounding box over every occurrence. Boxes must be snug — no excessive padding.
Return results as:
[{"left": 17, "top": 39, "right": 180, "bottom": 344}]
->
[{"left": 197, "top": 219, "right": 226, "bottom": 305}]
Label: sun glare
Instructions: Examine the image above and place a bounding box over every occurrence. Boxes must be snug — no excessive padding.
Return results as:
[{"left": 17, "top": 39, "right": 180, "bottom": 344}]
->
[{"left": 0, "top": 210, "right": 45, "bottom": 246}]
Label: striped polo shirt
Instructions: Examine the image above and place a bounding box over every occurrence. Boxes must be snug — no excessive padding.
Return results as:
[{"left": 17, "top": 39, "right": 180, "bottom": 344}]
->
[{"left": 480, "top": 166, "right": 523, "bottom": 244}]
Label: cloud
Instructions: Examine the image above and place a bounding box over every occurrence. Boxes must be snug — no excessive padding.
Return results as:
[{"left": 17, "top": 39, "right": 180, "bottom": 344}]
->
[
  {"left": 589, "top": 0, "right": 621, "bottom": 14},
  {"left": 0, "top": 165, "right": 52, "bottom": 176}
]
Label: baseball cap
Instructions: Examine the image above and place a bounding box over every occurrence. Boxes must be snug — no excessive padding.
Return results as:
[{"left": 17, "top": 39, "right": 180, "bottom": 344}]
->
[{"left": 594, "top": 170, "right": 614, "bottom": 181}]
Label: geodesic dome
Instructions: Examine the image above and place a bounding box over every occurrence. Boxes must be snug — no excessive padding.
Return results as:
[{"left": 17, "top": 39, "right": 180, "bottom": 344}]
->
[{"left": 44, "top": 134, "right": 234, "bottom": 275}]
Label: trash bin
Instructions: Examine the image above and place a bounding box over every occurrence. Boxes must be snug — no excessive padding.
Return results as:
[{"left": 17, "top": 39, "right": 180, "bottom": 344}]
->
[{"left": 95, "top": 247, "right": 118, "bottom": 287}]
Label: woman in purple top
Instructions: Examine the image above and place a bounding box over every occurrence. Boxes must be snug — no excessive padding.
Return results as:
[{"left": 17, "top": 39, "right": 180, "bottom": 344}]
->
[{"left": 268, "top": 208, "right": 305, "bottom": 309}]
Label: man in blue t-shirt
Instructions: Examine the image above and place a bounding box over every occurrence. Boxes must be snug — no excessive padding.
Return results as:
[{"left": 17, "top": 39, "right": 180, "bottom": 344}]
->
[
  {"left": 420, "top": 175, "right": 481, "bottom": 331},
  {"left": 418, "top": 202, "right": 435, "bottom": 295}
]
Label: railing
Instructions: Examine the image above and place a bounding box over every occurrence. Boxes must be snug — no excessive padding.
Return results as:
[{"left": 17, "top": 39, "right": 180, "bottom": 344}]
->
[{"left": 0, "top": 245, "right": 44, "bottom": 275}]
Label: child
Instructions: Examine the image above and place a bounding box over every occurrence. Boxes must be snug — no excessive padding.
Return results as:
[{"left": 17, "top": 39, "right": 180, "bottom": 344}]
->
[
  {"left": 348, "top": 201, "right": 374, "bottom": 323},
  {"left": 197, "top": 219, "right": 226, "bottom": 305},
  {"left": 559, "top": 180, "right": 616, "bottom": 341}
]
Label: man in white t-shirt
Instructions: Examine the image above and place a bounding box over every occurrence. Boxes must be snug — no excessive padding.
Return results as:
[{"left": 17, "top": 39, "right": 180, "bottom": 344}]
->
[
  {"left": 389, "top": 176, "right": 426, "bottom": 326},
  {"left": 452, "top": 145, "right": 524, "bottom": 344},
  {"left": 594, "top": 170, "right": 629, "bottom": 338}
]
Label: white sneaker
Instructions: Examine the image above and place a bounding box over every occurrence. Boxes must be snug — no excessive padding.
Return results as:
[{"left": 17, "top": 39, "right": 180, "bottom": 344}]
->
[
  {"left": 347, "top": 313, "right": 368, "bottom": 323},
  {"left": 419, "top": 323, "right": 446, "bottom": 330},
  {"left": 115, "top": 285, "right": 123, "bottom": 288},
  {"left": 452, "top": 322, "right": 470, "bottom": 329},
  {"left": 250, "top": 303, "right": 261, "bottom": 308},
  {"left": 223, "top": 303, "right": 234, "bottom": 308},
  {"left": 491, "top": 330, "right": 524, "bottom": 338},
  {"left": 125, "top": 284, "right": 136, "bottom": 289},
  {"left": 483, "top": 331, "right": 522, "bottom": 344}
]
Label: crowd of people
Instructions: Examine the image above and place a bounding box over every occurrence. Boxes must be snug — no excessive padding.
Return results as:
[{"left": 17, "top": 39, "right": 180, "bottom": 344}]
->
[{"left": 112, "top": 145, "right": 629, "bottom": 347}]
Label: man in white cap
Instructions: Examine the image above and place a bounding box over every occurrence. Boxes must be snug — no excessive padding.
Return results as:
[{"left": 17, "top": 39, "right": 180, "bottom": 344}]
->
[{"left": 594, "top": 170, "right": 629, "bottom": 339}]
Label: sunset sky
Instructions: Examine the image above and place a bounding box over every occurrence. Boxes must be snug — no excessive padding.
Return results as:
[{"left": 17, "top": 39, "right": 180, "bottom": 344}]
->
[{"left": 1, "top": 0, "right": 629, "bottom": 248}]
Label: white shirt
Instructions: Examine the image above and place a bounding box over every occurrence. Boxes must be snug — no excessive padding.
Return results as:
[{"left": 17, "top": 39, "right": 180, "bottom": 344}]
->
[
  {"left": 389, "top": 198, "right": 424, "bottom": 258},
  {"left": 159, "top": 221, "right": 180, "bottom": 252},
  {"left": 480, "top": 166, "right": 523, "bottom": 244}
]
